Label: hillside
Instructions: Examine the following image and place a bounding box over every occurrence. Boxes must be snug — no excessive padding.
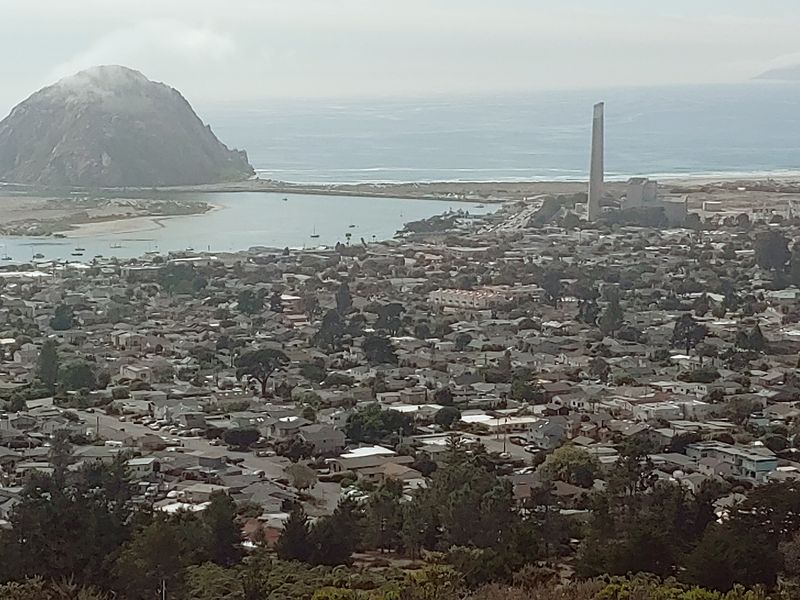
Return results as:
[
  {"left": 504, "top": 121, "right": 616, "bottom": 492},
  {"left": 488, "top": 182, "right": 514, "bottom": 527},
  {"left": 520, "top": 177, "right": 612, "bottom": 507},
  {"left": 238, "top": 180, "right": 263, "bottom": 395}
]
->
[
  {"left": 755, "top": 64, "right": 800, "bottom": 81},
  {"left": 0, "top": 65, "right": 254, "bottom": 187}
]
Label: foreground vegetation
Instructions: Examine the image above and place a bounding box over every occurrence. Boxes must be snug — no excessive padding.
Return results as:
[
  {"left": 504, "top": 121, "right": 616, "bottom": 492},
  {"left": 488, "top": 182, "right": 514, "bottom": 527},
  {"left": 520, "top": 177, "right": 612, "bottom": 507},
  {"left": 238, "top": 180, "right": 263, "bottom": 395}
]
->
[{"left": 2, "top": 435, "right": 800, "bottom": 599}]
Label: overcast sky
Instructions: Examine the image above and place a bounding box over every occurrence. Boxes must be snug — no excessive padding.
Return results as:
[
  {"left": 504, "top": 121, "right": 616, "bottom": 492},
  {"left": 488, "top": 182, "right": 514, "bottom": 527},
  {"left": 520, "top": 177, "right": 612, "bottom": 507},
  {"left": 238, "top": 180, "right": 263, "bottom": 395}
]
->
[{"left": 2, "top": 0, "right": 800, "bottom": 115}]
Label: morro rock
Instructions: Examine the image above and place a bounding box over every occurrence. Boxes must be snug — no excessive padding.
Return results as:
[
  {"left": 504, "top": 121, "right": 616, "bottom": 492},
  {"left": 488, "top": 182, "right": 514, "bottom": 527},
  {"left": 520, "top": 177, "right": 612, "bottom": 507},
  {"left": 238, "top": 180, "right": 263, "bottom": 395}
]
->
[{"left": 0, "top": 65, "right": 254, "bottom": 187}]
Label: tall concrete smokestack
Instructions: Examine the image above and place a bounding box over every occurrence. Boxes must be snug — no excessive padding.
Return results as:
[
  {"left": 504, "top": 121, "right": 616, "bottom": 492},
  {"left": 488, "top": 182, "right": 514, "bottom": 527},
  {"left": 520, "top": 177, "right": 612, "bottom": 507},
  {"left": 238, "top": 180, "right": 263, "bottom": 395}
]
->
[{"left": 587, "top": 102, "right": 604, "bottom": 221}]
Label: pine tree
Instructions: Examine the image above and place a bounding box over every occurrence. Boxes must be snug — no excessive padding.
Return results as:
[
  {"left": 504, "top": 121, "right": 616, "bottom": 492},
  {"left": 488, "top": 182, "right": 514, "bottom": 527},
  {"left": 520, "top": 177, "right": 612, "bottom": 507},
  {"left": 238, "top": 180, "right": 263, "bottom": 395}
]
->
[
  {"left": 202, "top": 492, "right": 242, "bottom": 567},
  {"left": 37, "top": 339, "right": 59, "bottom": 392},
  {"left": 275, "top": 506, "right": 310, "bottom": 562},
  {"left": 335, "top": 282, "right": 352, "bottom": 314}
]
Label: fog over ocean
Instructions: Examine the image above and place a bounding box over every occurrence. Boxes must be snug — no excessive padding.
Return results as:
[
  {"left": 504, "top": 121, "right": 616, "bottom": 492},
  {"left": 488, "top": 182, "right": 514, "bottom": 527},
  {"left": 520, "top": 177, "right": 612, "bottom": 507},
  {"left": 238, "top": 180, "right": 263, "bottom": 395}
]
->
[{"left": 201, "top": 82, "right": 800, "bottom": 184}]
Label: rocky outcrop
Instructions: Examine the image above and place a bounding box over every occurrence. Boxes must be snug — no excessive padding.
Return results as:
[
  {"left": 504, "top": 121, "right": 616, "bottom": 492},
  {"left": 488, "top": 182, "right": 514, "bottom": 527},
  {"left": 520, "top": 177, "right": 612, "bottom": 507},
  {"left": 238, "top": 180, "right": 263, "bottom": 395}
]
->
[{"left": 0, "top": 65, "right": 254, "bottom": 187}]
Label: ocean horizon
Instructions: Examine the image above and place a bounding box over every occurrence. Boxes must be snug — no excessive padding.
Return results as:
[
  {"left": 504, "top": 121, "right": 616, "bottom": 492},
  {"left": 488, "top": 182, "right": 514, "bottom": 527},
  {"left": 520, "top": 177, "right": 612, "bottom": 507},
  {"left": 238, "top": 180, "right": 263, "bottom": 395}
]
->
[{"left": 199, "top": 81, "right": 800, "bottom": 185}]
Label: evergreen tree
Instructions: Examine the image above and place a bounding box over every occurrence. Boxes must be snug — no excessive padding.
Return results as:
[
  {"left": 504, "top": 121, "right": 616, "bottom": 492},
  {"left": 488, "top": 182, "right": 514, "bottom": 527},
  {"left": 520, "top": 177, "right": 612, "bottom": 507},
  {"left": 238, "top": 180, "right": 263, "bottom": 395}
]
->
[
  {"left": 37, "top": 339, "right": 59, "bottom": 392},
  {"left": 308, "top": 499, "right": 361, "bottom": 565},
  {"left": 275, "top": 506, "right": 310, "bottom": 562},
  {"left": 671, "top": 313, "right": 707, "bottom": 354},
  {"left": 202, "top": 492, "right": 242, "bottom": 567},
  {"left": 335, "top": 282, "right": 352, "bottom": 315},
  {"left": 597, "top": 287, "right": 623, "bottom": 338}
]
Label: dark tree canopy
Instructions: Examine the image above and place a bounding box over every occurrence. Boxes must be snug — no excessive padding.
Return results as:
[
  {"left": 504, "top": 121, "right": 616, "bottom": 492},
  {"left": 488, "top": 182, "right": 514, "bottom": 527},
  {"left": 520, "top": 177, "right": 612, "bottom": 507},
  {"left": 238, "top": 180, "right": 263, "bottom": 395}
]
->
[
  {"left": 235, "top": 348, "right": 289, "bottom": 397},
  {"left": 345, "top": 404, "right": 414, "bottom": 444},
  {"left": 37, "top": 339, "right": 59, "bottom": 392},
  {"left": 755, "top": 230, "right": 790, "bottom": 271},
  {"left": 671, "top": 313, "right": 708, "bottom": 354},
  {"left": 362, "top": 335, "right": 397, "bottom": 365}
]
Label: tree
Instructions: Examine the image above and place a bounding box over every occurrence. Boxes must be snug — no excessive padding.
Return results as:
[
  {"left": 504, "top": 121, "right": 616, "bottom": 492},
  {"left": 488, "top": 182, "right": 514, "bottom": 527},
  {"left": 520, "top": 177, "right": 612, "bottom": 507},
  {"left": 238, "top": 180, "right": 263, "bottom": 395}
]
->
[
  {"left": 0, "top": 462, "right": 134, "bottom": 592},
  {"left": 335, "top": 282, "right": 352, "bottom": 315},
  {"left": 454, "top": 333, "right": 473, "bottom": 352},
  {"left": 235, "top": 348, "right": 289, "bottom": 397},
  {"left": 693, "top": 293, "right": 710, "bottom": 317},
  {"left": 597, "top": 287, "right": 623, "bottom": 338},
  {"left": 790, "top": 247, "right": 800, "bottom": 286},
  {"left": 763, "top": 433, "right": 788, "bottom": 453},
  {"left": 695, "top": 342, "right": 718, "bottom": 366},
  {"left": 671, "top": 313, "right": 707, "bottom": 354},
  {"left": 237, "top": 289, "right": 264, "bottom": 315},
  {"left": 588, "top": 357, "right": 610, "bottom": 382},
  {"left": 754, "top": 229, "right": 790, "bottom": 271},
  {"left": 668, "top": 431, "right": 701, "bottom": 454},
  {"left": 434, "top": 387, "right": 454, "bottom": 405},
  {"left": 222, "top": 428, "right": 260, "bottom": 449},
  {"left": 577, "top": 299, "right": 600, "bottom": 325},
  {"left": 537, "top": 446, "right": 600, "bottom": 488},
  {"left": 374, "top": 303, "right": 405, "bottom": 335},
  {"left": 434, "top": 406, "right": 461, "bottom": 429},
  {"left": 511, "top": 375, "right": 541, "bottom": 402},
  {"left": 345, "top": 404, "right": 413, "bottom": 444},
  {"left": 314, "top": 309, "right": 345, "bottom": 350},
  {"left": 114, "top": 514, "right": 207, "bottom": 600},
  {"left": 37, "top": 340, "right": 59, "bottom": 392},
  {"left": 364, "top": 479, "right": 404, "bottom": 552},
  {"left": 541, "top": 270, "right": 562, "bottom": 307},
  {"left": 285, "top": 463, "right": 318, "bottom": 492},
  {"left": 301, "top": 405, "right": 317, "bottom": 422},
  {"left": 736, "top": 324, "right": 766, "bottom": 352},
  {"left": 269, "top": 291, "right": 284, "bottom": 312},
  {"left": 362, "top": 335, "right": 397, "bottom": 365},
  {"left": 58, "top": 360, "right": 97, "bottom": 392},
  {"left": 725, "top": 397, "right": 756, "bottom": 426},
  {"left": 307, "top": 499, "right": 361, "bottom": 566},
  {"left": 275, "top": 437, "right": 314, "bottom": 462},
  {"left": 683, "top": 523, "right": 779, "bottom": 591},
  {"left": 275, "top": 507, "right": 310, "bottom": 562},
  {"left": 780, "top": 530, "right": 800, "bottom": 581},
  {"left": 48, "top": 430, "right": 73, "bottom": 479},
  {"left": 202, "top": 492, "right": 242, "bottom": 567},
  {"left": 50, "top": 304, "right": 74, "bottom": 331}
]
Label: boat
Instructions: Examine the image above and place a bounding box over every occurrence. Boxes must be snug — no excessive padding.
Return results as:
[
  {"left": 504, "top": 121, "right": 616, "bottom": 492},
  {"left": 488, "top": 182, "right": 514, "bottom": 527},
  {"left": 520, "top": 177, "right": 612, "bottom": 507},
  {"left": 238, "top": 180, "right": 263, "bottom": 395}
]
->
[
  {"left": 74, "top": 247, "right": 86, "bottom": 251},
  {"left": 33, "top": 253, "right": 44, "bottom": 259},
  {"left": 71, "top": 252, "right": 83, "bottom": 257},
  {"left": 282, "top": 197, "right": 289, "bottom": 202},
  {"left": 310, "top": 226, "right": 320, "bottom": 239},
  {"left": 348, "top": 224, "right": 356, "bottom": 228},
  {"left": 110, "top": 242, "right": 122, "bottom": 249}
]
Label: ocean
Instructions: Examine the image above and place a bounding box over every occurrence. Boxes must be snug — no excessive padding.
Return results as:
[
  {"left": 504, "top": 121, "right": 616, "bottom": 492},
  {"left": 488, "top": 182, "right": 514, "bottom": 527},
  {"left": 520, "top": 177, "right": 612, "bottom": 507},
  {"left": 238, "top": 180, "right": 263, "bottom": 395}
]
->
[{"left": 200, "top": 82, "right": 800, "bottom": 184}]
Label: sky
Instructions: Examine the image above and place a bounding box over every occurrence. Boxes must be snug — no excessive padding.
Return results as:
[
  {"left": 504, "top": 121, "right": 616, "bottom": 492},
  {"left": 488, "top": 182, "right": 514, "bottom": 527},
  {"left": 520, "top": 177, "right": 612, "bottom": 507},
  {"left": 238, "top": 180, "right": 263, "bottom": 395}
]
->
[{"left": 2, "top": 0, "right": 800, "bottom": 115}]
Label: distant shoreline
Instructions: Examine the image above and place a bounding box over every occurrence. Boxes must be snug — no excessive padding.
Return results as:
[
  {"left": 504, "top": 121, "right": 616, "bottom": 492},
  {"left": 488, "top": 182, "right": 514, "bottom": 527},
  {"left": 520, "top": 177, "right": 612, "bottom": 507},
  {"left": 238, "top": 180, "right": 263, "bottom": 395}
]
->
[
  {"left": 2, "top": 172, "right": 800, "bottom": 239},
  {"left": 6, "top": 172, "right": 800, "bottom": 203},
  {"left": 95, "top": 172, "right": 800, "bottom": 202}
]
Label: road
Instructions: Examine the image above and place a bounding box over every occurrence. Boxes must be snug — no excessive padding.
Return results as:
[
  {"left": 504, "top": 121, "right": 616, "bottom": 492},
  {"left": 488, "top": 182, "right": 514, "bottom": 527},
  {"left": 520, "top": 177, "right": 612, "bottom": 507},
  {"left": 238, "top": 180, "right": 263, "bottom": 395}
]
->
[{"left": 491, "top": 195, "right": 548, "bottom": 232}]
